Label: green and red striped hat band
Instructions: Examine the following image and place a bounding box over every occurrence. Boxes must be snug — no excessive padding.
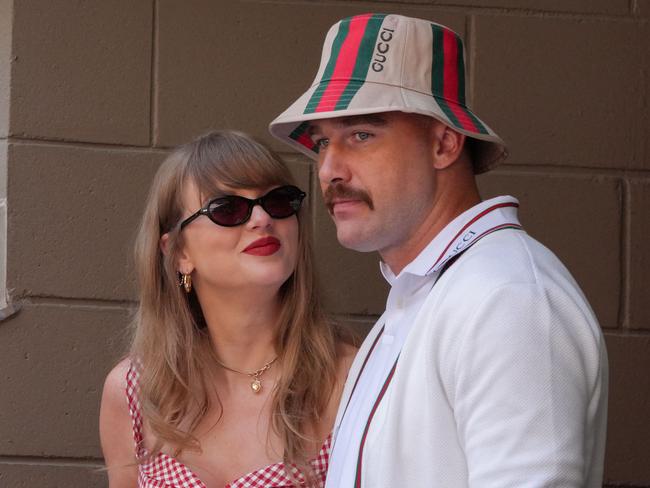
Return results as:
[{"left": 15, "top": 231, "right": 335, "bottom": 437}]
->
[{"left": 269, "top": 14, "right": 508, "bottom": 174}]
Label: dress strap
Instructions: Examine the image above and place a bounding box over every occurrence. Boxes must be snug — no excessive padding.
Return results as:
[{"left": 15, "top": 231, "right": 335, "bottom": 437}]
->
[{"left": 125, "top": 360, "right": 146, "bottom": 458}]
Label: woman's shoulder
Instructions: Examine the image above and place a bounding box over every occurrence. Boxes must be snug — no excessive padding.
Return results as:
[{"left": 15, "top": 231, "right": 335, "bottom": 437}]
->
[
  {"left": 103, "top": 357, "right": 132, "bottom": 398},
  {"left": 100, "top": 357, "right": 134, "bottom": 428},
  {"left": 335, "top": 341, "right": 358, "bottom": 382},
  {"left": 100, "top": 358, "right": 139, "bottom": 485},
  {"left": 316, "top": 341, "right": 358, "bottom": 443}
]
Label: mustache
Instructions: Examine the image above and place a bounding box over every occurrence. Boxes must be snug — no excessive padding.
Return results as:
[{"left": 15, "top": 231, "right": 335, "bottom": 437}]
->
[{"left": 324, "top": 182, "right": 374, "bottom": 212}]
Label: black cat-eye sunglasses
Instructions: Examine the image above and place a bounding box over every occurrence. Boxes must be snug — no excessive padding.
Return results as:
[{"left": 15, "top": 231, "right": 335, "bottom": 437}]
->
[{"left": 179, "top": 185, "right": 306, "bottom": 229}]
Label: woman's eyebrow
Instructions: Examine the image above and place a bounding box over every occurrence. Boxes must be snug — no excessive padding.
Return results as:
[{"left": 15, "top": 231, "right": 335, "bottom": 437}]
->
[{"left": 199, "top": 189, "right": 229, "bottom": 205}]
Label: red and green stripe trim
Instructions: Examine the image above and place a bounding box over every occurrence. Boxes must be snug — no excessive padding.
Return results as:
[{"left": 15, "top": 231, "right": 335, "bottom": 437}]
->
[
  {"left": 431, "top": 202, "right": 519, "bottom": 268},
  {"left": 428, "top": 222, "right": 523, "bottom": 280},
  {"left": 337, "top": 325, "right": 385, "bottom": 431},
  {"left": 354, "top": 355, "right": 400, "bottom": 488},
  {"left": 305, "top": 13, "right": 387, "bottom": 114},
  {"left": 288, "top": 121, "right": 319, "bottom": 153},
  {"left": 477, "top": 224, "right": 523, "bottom": 240},
  {"left": 428, "top": 202, "right": 520, "bottom": 273},
  {"left": 430, "top": 24, "right": 489, "bottom": 135}
]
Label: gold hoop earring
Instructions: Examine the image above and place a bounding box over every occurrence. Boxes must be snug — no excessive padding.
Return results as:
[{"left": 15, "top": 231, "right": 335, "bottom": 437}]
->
[{"left": 179, "top": 273, "right": 192, "bottom": 294}]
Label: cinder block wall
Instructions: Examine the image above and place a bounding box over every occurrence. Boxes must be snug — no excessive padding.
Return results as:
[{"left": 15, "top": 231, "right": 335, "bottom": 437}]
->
[{"left": 0, "top": 1, "right": 647, "bottom": 486}]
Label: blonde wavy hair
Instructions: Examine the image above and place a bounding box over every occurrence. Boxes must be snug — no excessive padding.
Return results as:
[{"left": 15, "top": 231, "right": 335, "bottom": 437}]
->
[{"left": 130, "top": 130, "right": 340, "bottom": 479}]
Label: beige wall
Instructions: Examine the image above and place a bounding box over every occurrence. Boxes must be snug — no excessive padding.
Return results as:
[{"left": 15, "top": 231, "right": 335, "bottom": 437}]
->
[{"left": 0, "top": 1, "right": 647, "bottom": 486}]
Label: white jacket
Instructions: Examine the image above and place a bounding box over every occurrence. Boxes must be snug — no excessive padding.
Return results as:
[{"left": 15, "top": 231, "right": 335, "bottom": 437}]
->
[{"left": 334, "top": 226, "right": 608, "bottom": 487}]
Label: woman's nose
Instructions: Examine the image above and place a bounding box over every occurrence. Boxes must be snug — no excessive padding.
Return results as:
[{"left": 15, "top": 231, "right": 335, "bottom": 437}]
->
[{"left": 246, "top": 202, "right": 273, "bottom": 229}]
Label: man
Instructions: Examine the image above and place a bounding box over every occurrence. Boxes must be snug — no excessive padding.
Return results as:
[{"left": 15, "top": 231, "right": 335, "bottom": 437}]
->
[{"left": 269, "top": 13, "right": 607, "bottom": 487}]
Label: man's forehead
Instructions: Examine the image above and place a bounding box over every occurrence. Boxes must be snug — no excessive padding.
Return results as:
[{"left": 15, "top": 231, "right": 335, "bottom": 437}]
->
[{"left": 308, "top": 114, "right": 389, "bottom": 133}]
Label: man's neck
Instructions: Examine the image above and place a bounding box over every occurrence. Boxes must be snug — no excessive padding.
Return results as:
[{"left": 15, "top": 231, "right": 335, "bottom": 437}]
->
[{"left": 381, "top": 184, "right": 481, "bottom": 276}]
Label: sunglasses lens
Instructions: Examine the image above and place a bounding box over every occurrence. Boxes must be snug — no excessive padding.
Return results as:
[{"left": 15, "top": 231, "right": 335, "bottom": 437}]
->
[
  {"left": 199, "top": 186, "right": 304, "bottom": 227},
  {"left": 207, "top": 197, "right": 250, "bottom": 226},
  {"left": 263, "top": 187, "right": 303, "bottom": 218}
]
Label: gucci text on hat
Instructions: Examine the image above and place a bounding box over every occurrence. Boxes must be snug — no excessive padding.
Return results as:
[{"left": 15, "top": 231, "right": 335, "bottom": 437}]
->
[{"left": 269, "top": 13, "right": 508, "bottom": 173}]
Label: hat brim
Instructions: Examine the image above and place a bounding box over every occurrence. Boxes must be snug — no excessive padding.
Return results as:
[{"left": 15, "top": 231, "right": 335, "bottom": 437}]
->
[{"left": 269, "top": 80, "right": 507, "bottom": 174}]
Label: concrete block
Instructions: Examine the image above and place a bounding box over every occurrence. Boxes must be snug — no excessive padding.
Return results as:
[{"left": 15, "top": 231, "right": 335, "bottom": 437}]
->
[
  {"left": 281, "top": 153, "right": 311, "bottom": 193},
  {"left": 0, "top": 140, "right": 5, "bottom": 313},
  {"left": 638, "top": 0, "right": 650, "bottom": 16},
  {"left": 477, "top": 170, "right": 622, "bottom": 329},
  {"left": 350, "top": 0, "right": 629, "bottom": 14},
  {"left": 628, "top": 179, "right": 650, "bottom": 330},
  {"left": 6, "top": 143, "right": 165, "bottom": 300},
  {"left": 0, "top": 0, "right": 12, "bottom": 139},
  {"left": 0, "top": 139, "right": 6, "bottom": 199},
  {"left": 154, "top": 1, "right": 464, "bottom": 151},
  {"left": 641, "top": 23, "right": 650, "bottom": 170},
  {"left": 473, "top": 15, "right": 646, "bottom": 169},
  {"left": 603, "top": 333, "right": 650, "bottom": 486},
  {"left": 0, "top": 462, "right": 106, "bottom": 488},
  {"left": 333, "top": 314, "right": 377, "bottom": 343},
  {"left": 311, "top": 171, "right": 389, "bottom": 316},
  {"left": 9, "top": 1, "right": 152, "bottom": 145},
  {"left": 0, "top": 302, "right": 131, "bottom": 457}
]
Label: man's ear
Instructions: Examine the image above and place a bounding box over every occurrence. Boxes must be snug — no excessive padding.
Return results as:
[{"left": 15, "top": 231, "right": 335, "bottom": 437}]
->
[{"left": 430, "top": 123, "right": 466, "bottom": 170}]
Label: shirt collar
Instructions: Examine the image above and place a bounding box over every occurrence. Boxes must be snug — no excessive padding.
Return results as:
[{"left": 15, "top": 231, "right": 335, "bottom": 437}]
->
[{"left": 380, "top": 195, "right": 521, "bottom": 284}]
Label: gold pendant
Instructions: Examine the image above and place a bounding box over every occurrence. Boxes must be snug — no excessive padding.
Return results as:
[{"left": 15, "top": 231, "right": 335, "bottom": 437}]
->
[{"left": 251, "top": 378, "right": 262, "bottom": 393}]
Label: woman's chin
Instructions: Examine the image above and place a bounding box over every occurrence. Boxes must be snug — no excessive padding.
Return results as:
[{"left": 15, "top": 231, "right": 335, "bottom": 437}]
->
[{"left": 224, "top": 270, "right": 293, "bottom": 294}]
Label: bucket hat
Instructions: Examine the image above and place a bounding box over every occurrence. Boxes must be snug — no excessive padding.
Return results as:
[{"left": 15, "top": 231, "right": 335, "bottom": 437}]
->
[{"left": 269, "top": 13, "right": 507, "bottom": 173}]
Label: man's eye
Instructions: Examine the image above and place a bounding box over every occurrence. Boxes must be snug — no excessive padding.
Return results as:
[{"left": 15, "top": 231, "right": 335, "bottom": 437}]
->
[
  {"left": 354, "top": 132, "right": 371, "bottom": 141},
  {"left": 315, "top": 138, "right": 329, "bottom": 149}
]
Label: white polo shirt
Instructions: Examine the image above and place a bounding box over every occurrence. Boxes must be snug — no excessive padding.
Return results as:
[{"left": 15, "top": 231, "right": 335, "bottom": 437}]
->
[{"left": 325, "top": 195, "right": 607, "bottom": 487}]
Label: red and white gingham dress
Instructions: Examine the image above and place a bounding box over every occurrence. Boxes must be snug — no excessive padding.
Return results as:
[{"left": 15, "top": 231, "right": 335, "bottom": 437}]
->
[{"left": 126, "top": 363, "right": 331, "bottom": 488}]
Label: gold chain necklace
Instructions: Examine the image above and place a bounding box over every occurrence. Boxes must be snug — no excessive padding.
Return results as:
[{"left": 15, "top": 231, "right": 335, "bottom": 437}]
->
[{"left": 214, "top": 356, "right": 278, "bottom": 394}]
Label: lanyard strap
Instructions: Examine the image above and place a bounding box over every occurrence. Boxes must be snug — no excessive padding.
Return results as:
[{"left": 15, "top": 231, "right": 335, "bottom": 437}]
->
[
  {"left": 335, "top": 324, "right": 386, "bottom": 436},
  {"left": 354, "top": 355, "right": 400, "bottom": 488},
  {"left": 352, "top": 255, "right": 459, "bottom": 488},
  {"left": 429, "top": 201, "right": 521, "bottom": 274}
]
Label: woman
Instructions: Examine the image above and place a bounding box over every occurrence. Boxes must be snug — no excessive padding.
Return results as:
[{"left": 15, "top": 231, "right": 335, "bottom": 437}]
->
[{"left": 99, "top": 131, "right": 356, "bottom": 487}]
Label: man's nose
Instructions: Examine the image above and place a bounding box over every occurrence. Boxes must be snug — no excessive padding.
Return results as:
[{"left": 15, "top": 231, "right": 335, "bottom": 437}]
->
[{"left": 318, "top": 144, "right": 350, "bottom": 187}]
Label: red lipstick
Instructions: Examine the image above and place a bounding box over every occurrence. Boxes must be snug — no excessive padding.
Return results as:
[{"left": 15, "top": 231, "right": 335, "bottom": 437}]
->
[{"left": 243, "top": 236, "right": 281, "bottom": 256}]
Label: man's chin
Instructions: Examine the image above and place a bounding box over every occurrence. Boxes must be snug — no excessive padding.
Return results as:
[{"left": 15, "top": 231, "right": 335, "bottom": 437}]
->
[{"left": 335, "top": 227, "right": 378, "bottom": 252}]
